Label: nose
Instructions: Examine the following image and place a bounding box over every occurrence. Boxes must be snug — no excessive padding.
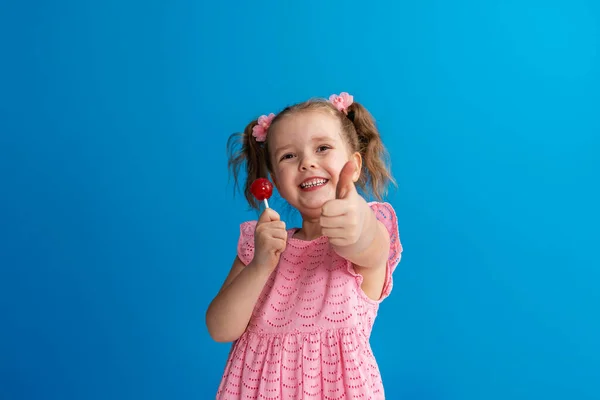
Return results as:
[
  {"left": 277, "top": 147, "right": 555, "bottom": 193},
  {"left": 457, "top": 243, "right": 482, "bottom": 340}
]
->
[{"left": 299, "top": 155, "right": 316, "bottom": 171}]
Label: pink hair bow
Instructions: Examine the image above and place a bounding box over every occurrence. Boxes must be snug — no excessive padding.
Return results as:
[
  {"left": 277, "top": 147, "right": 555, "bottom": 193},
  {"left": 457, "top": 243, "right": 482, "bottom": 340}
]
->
[
  {"left": 328, "top": 92, "right": 354, "bottom": 114},
  {"left": 252, "top": 113, "right": 275, "bottom": 142}
]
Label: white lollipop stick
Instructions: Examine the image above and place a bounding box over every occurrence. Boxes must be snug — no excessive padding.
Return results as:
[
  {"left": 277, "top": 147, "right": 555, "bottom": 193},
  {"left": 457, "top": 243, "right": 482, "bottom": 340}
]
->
[{"left": 264, "top": 199, "right": 270, "bottom": 208}]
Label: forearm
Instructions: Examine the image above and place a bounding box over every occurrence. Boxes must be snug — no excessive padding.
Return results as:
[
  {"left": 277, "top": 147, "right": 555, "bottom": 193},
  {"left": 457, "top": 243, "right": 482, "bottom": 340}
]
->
[
  {"left": 206, "top": 262, "right": 272, "bottom": 342},
  {"left": 333, "top": 202, "right": 388, "bottom": 268}
]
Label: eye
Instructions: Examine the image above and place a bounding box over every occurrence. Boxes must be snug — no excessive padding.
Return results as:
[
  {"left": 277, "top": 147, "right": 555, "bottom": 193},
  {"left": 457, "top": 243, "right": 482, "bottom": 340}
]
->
[
  {"left": 279, "top": 153, "right": 295, "bottom": 161},
  {"left": 317, "top": 145, "right": 331, "bottom": 152}
]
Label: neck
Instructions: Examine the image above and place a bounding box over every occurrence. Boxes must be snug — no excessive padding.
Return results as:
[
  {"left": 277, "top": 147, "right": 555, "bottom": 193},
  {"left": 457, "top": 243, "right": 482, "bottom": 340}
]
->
[{"left": 295, "top": 215, "right": 323, "bottom": 241}]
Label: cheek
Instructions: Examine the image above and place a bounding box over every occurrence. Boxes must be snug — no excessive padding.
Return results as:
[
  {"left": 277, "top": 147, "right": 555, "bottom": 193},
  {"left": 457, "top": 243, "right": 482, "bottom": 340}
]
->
[
  {"left": 272, "top": 166, "right": 290, "bottom": 189},
  {"left": 328, "top": 153, "right": 348, "bottom": 169}
]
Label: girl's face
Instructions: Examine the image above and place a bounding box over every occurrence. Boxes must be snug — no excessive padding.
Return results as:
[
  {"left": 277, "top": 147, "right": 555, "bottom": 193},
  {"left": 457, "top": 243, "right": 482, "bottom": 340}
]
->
[{"left": 268, "top": 111, "right": 361, "bottom": 219}]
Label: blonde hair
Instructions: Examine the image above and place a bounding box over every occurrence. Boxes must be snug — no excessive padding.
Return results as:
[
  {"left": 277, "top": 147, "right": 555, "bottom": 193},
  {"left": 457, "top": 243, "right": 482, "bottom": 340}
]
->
[{"left": 227, "top": 97, "right": 395, "bottom": 209}]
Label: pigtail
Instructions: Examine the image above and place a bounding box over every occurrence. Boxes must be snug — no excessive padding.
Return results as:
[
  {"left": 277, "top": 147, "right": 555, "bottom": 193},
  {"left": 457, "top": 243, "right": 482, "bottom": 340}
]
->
[
  {"left": 346, "top": 102, "right": 396, "bottom": 200},
  {"left": 227, "top": 119, "right": 270, "bottom": 209}
]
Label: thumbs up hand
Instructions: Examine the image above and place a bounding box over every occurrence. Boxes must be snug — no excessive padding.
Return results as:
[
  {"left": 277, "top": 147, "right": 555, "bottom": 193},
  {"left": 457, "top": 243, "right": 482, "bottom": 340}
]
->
[{"left": 320, "top": 161, "right": 367, "bottom": 247}]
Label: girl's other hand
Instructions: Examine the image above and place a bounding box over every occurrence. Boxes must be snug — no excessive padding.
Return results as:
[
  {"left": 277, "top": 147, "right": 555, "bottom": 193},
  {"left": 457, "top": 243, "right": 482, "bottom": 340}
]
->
[{"left": 252, "top": 208, "right": 287, "bottom": 272}]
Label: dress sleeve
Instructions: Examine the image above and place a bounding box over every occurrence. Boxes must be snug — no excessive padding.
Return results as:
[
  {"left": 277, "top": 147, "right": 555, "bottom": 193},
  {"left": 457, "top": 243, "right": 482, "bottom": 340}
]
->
[
  {"left": 368, "top": 201, "right": 403, "bottom": 300},
  {"left": 237, "top": 221, "right": 257, "bottom": 266}
]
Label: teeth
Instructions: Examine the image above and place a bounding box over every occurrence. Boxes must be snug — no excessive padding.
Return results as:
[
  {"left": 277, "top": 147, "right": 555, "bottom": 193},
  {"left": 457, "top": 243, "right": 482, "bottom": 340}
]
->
[{"left": 300, "top": 178, "right": 327, "bottom": 189}]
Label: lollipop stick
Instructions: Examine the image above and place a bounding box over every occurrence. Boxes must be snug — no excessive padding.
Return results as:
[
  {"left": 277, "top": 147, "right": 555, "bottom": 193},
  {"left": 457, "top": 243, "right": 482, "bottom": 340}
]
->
[{"left": 264, "top": 199, "right": 270, "bottom": 209}]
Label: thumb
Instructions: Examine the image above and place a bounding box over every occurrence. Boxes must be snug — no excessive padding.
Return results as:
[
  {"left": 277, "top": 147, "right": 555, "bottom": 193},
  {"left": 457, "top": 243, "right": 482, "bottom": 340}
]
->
[{"left": 336, "top": 161, "right": 358, "bottom": 199}]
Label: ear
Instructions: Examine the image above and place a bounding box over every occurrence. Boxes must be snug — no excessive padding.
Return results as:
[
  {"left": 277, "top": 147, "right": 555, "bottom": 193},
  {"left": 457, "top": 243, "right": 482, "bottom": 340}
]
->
[{"left": 350, "top": 151, "right": 362, "bottom": 182}]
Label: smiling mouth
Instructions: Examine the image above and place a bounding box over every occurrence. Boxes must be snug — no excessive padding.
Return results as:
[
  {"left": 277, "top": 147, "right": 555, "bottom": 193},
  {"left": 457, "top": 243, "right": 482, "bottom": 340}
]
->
[{"left": 299, "top": 178, "right": 329, "bottom": 189}]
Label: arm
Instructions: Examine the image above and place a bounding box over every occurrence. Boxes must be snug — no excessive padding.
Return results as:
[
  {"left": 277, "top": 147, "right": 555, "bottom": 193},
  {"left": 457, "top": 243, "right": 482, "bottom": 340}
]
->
[
  {"left": 330, "top": 201, "right": 391, "bottom": 300},
  {"left": 205, "top": 256, "right": 272, "bottom": 343},
  {"left": 320, "top": 162, "right": 393, "bottom": 300},
  {"left": 206, "top": 208, "right": 287, "bottom": 342}
]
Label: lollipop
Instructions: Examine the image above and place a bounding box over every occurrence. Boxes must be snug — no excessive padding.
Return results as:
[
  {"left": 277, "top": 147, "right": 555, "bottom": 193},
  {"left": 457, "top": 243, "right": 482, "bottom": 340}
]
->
[{"left": 250, "top": 178, "right": 273, "bottom": 208}]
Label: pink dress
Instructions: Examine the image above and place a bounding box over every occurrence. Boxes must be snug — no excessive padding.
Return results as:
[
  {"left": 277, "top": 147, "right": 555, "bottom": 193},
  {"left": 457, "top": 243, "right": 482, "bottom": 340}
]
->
[{"left": 216, "top": 202, "right": 402, "bottom": 399}]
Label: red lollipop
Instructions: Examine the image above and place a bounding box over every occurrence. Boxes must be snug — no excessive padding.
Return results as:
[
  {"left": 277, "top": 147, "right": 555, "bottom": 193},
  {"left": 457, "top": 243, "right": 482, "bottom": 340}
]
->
[{"left": 250, "top": 178, "right": 273, "bottom": 208}]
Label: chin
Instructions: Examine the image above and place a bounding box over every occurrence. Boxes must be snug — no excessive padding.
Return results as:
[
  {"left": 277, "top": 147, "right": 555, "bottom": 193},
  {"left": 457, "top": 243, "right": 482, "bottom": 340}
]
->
[
  {"left": 297, "top": 197, "right": 331, "bottom": 215},
  {"left": 284, "top": 188, "right": 335, "bottom": 214},
  {"left": 298, "top": 208, "right": 323, "bottom": 221}
]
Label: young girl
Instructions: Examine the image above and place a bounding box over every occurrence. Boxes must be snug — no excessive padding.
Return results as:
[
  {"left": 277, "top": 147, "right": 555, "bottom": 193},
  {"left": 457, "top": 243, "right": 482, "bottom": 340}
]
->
[{"left": 206, "top": 92, "right": 403, "bottom": 399}]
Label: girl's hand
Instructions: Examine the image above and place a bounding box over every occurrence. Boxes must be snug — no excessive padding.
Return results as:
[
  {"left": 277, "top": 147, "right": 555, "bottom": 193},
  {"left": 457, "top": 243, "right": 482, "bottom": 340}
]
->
[
  {"left": 252, "top": 208, "right": 287, "bottom": 272},
  {"left": 320, "top": 161, "right": 367, "bottom": 247}
]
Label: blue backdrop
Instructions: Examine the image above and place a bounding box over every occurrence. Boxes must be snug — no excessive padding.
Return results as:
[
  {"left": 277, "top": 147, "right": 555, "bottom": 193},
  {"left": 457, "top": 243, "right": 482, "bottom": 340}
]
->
[{"left": 1, "top": 0, "right": 598, "bottom": 399}]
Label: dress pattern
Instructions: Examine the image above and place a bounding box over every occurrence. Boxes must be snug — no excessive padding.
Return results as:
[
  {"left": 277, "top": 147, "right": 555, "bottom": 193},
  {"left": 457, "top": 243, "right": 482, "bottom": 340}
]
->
[{"left": 216, "top": 202, "right": 402, "bottom": 399}]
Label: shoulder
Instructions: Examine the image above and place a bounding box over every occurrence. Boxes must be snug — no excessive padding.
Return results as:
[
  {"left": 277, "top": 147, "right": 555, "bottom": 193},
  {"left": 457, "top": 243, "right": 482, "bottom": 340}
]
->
[
  {"left": 367, "top": 201, "right": 398, "bottom": 226},
  {"left": 237, "top": 221, "right": 257, "bottom": 266},
  {"left": 240, "top": 220, "right": 257, "bottom": 237},
  {"left": 367, "top": 201, "right": 402, "bottom": 259}
]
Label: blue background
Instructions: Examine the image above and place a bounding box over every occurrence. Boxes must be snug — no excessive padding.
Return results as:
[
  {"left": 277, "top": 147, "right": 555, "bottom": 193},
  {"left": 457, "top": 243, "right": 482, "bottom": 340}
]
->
[{"left": 1, "top": 0, "right": 599, "bottom": 399}]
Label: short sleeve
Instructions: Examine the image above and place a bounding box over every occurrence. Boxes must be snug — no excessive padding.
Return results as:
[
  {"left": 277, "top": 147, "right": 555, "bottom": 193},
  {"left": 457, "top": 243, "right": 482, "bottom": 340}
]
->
[
  {"left": 369, "top": 201, "right": 403, "bottom": 300},
  {"left": 237, "top": 221, "right": 257, "bottom": 266}
]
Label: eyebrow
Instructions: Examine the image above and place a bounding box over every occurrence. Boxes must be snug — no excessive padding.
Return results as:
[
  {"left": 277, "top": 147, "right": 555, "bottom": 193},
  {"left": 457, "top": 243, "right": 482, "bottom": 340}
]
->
[
  {"left": 310, "top": 136, "right": 335, "bottom": 143},
  {"left": 273, "top": 144, "right": 293, "bottom": 158}
]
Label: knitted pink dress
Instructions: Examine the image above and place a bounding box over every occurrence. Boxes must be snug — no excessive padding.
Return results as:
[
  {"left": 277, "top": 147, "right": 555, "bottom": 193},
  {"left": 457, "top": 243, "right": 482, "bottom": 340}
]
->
[{"left": 216, "top": 202, "right": 402, "bottom": 399}]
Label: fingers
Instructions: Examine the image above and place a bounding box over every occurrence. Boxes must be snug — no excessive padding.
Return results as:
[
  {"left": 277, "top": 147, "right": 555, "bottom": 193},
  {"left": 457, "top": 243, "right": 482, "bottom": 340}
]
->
[
  {"left": 319, "top": 214, "right": 348, "bottom": 229},
  {"left": 257, "top": 209, "right": 286, "bottom": 242},
  {"left": 258, "top": 207, "right": 281, "bottom": 223},
  {"left": 256, "top": 219, "right": 287, "bottom": 250},
  {"left": 256, "top": 220, "right": 286, "bottom": 236},
  {"left": 273, "top": 236, "right": 287, "bottom": 253},
  {"left": 320, "top": 227, "right": 346, "bottom": 239},
  {"left": 321, "top": 226, "right": 360, "bottom": 247},
  {"left": 321, "top": 222, "right": 358, "bottom": 239},
  {"left": 320, "top": 188, "right": 363, "bottom": 247},
  {"left": 262, "top": 232, "right": 287, "bottom": 259},
  {"left": 253, "top": 209, "right": 288, "bottom": 270},
  {"left": 321, "top": 199, "right": 357, "bottom": 218},
  {"left": 264, "top": 223, "right": 288, "bottom": 240}
]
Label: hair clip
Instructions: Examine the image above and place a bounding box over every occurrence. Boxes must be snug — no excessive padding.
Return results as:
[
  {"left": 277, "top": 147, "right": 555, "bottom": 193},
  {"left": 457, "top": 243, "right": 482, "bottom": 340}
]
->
[
  {"left": 328, "top": 92, "right": 354, "bottom": 115},
  {"left": 252, "top": 113, "right": 275, "bottom": 142}
]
